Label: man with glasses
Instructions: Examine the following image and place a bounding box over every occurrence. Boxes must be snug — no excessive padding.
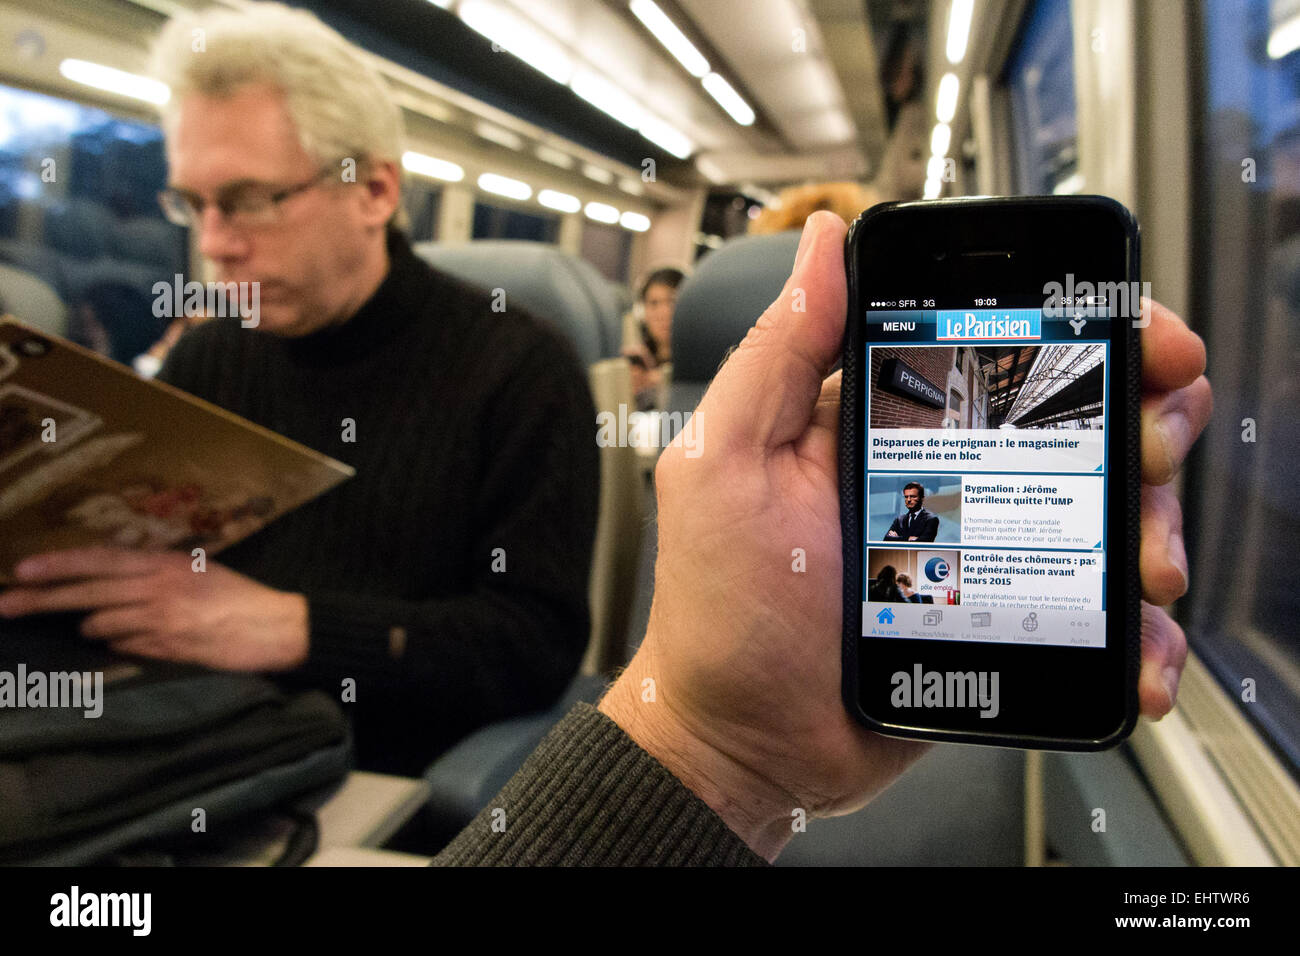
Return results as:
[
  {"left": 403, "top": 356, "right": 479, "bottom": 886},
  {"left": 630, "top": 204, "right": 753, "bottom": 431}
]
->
[
  {"left": 158, "top": 167, "right": 337, "bottom": 234},
  {"left": 0, "top": 2, "right": 599, "bottom": 776}
]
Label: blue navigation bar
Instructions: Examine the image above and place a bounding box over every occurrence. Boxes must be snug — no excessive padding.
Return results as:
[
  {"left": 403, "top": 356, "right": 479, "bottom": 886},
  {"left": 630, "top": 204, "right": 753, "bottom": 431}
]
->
[{"left": 864, "top": 309, "right": 1110, "bottom": 343}]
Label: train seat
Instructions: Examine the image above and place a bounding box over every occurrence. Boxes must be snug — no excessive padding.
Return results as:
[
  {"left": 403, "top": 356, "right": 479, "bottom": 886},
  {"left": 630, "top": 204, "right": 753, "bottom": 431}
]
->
[
  {"left": 417, "top": 239, "right": 642, "bottom": 847},
  {"left": 0, "top": 260, "right": 68, "bottom": 337},
  {"left": 669, "top": 230, "right": 805, "bottom": 417},
  {"left": 110, "top": 215, "right": 188, "bottom": 276},
  {"left": 414, "top": 240, "right": 610, "bottom": 364},
  {"left": 42, "top": 197, "right": 114, "bottom": 262}
]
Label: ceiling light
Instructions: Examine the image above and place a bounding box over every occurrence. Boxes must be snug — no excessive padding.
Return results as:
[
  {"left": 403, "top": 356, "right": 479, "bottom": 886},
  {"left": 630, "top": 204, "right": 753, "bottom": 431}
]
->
[
  {"left": 459, "top": 1, "right": 573, "bottom": 85},
  {"left": 58, "top": 59, "right": 169, "bottom": 105},
  {"left": 936, "top": 73, "right": 959, "bottom": 124},
  {"left": 584, "top": 201, "right": 620, "bottom": 224},
  {"left": 478, "top": 172, "right": 532, "bottom": 200},
  {"left": 538, "top": 189, "right": 581, "bottom": 213},
  {"left": 946, "top": 0, "right": 974, "bottom": 64},
  {"left": 402, "top": 151, "right": 465, "bottom": 182},
  {"left": 817, "top": 111, "right": 857, "bottom": 143},
  {"left": 924, "top": 178, "right": 942, "bottom": 199},
  {"left": 638, "top": 114, "right": 694, "bottom": 158},
  {"left": 571, "top": 70, "right": 643, "bottom": 128},
  {"left": 702, "top": 72, "right": 754, "bottom": 125},
  {"left": 930, "top": 122, "right": 951, "bottom": 157},
  {"left": 620, "top": 211, "right": 651, "bottom": 231},
  {"left": 475, "top": 122, "right": 524, "bottom": 150},
  {"left": 629, "top": 0, "right": 709, "bottom": 77},
  {"left": 536, "top": 145, "right": 574, "bottom": 168},
  {"left": 694, "top": 156, "right": 726, "bottom": 183},
  {"left": 582, "top": 164, "right": 615, "bottom": 184}
]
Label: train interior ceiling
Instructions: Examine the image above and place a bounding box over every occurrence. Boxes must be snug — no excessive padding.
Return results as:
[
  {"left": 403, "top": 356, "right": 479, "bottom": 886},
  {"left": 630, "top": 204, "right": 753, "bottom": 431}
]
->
[{"left": 0, "top": 0, "right": 1298, "bottom": 867}]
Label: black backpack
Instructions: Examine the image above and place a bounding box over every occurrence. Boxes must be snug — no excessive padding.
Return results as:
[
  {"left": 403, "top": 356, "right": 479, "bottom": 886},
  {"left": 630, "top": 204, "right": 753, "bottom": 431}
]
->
[{"left": 0, "top": 615, "right": 351, "bottom": 865}]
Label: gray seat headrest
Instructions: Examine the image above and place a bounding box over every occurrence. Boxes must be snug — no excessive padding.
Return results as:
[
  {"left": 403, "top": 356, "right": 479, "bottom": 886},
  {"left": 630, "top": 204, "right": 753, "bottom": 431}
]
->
[
  {"left": 413, "top": 240, "right": 613, "bottom": 365},
  {"left": 671, "top": 231, "right": 802, "bottom": 383}
]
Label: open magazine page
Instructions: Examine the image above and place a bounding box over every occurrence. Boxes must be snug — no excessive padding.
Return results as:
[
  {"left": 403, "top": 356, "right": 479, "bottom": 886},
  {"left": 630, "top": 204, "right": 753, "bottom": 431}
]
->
[{"left": 0, "top": 317, "right": 353, "bottom": 583}]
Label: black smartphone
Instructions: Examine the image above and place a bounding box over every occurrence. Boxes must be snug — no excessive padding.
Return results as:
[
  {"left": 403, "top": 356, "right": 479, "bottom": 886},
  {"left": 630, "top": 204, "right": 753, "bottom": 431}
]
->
[{"left": 839, "top": 196, "right": 1141, "bottom": 750}]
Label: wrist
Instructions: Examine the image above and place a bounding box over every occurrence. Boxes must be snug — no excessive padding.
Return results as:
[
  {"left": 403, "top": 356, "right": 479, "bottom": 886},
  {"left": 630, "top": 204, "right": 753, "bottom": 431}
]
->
[
  {"left": 597, "top": 646, "right": 796, "bottom": 861},
  {"left": 273, "top": 592, "right": 310, "bottom": 670}
]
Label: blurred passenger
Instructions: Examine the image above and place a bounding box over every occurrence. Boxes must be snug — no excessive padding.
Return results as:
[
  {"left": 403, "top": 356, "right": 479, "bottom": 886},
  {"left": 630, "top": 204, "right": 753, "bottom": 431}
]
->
[
  {"left": 749, "top": 181, "right": 872, "bottom": 234},
  {"left": 0, "top": 1, "right": 598, "bottom": 776},
  {"left": 623, "top": 266, "right": 684, "bottom": 411}
]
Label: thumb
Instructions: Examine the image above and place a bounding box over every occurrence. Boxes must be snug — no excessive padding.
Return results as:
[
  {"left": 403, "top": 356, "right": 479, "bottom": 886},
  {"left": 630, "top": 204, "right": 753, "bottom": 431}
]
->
[{"left": 695, "top": 210, "right": 849, "bottom": 452}]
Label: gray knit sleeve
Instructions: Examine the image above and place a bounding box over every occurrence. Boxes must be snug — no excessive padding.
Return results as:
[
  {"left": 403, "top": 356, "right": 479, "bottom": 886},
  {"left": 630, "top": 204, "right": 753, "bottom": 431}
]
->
[{"left": 430, "top": 702, "right": 769, "bottom": 866}]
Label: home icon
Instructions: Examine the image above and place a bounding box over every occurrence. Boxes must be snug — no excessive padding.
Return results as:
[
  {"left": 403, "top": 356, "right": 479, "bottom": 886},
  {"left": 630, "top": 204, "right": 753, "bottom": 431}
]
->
[{"left": 876, "top": 607, "right": 895, "bottom": 624}]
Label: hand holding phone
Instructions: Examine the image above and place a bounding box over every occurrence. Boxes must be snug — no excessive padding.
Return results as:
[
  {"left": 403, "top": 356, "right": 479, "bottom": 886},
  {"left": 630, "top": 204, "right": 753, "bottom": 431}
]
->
[{"left": 599, "top": 212, "right": 1206, "bottom": 858}]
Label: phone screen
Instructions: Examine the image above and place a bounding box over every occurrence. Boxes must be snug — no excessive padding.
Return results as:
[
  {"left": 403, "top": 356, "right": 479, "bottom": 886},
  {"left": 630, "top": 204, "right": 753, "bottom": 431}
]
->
[
  {"left": 844, "top": 197, "right": 1140, "bottom": 747},
  {"left": 862, "top": 299, "right": 1110, "bottom": 647}
]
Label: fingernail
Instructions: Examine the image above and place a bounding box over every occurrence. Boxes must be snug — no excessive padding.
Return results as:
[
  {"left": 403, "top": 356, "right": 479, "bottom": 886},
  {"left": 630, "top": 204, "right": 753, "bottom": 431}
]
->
[
  {"left": 13, "top": 559, "right": 39, "bottom": 579},
  {"left": 1154, "top": 409, "right": 1189, "bottom": 478},
  {"left": 1162, "top": 666, "right": 1181, "bottom": 709},
  {"left": 1167, "top": 527, "right": 1189, "bottom": 595}
]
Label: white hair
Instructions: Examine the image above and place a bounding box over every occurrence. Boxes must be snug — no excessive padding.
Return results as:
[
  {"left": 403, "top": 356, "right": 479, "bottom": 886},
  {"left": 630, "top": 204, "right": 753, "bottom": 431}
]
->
[{"left": 151, "top": 2, "right": 404, "bottom": 169}]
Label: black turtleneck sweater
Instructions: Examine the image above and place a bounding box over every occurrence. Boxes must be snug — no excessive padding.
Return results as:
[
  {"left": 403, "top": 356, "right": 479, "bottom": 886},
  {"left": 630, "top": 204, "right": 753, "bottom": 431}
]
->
[{"left": 155, "top": 230, "right": 598, "bottom": 776}]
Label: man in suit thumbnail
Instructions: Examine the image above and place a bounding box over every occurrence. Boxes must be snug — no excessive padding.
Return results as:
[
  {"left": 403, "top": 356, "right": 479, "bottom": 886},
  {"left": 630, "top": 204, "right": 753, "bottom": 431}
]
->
[{"left": 885, "top": 481, "right": 939, "bottom": 542}]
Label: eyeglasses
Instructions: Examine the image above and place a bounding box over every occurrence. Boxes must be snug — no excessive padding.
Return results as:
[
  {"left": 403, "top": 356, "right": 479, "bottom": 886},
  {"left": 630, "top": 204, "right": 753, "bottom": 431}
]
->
[{"left": 158, "top": 168, "right": 337, "bottom": 228}]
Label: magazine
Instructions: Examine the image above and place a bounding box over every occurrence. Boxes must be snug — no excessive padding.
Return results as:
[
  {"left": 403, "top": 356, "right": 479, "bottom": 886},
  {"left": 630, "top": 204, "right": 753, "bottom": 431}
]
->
[{"left": 0, "top": 317, "right": 354, "bottom": 583}]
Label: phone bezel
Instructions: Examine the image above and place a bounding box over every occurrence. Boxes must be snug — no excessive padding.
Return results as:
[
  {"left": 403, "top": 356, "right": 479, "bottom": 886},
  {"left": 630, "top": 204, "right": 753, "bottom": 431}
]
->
[{"left": 839, "top": 195, "right": 1142, "bottom": 751}]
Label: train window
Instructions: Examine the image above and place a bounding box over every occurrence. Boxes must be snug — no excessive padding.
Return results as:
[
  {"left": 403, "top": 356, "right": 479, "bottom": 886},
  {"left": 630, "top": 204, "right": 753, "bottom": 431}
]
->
[
  {"left": 579, "top": 220, "right": 631, "bottom": 283},
  {"left": 402, "top": 178, "right": 442, "bottom": 242},
  {"left": 1190, "top": 0, "right": 1300, "bottom": 775},
  {"left": 0, "top": 82, "right": 183, "bottom": 364},
  {"left": 1003, "top": 0, "right": 1080, "bottom": 195},
  {"left": 471, "top": 201, "right": 559, "bottom": 242}
]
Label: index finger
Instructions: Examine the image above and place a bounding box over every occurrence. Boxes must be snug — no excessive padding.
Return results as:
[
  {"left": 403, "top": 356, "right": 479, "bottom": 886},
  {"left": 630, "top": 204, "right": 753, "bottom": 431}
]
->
[
  {"left": 1142, "top": 299, "right": 1206, "bottom": 394},
  {"left": 12, "top": 548, "right": 171, "bottom": 582}
]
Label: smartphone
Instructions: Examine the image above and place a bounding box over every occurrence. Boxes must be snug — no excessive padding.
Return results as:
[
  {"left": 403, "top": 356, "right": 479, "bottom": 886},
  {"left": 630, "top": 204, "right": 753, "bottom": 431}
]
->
[{"left": 839, "top": 196, "right": 1141, "bottom": 750}]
